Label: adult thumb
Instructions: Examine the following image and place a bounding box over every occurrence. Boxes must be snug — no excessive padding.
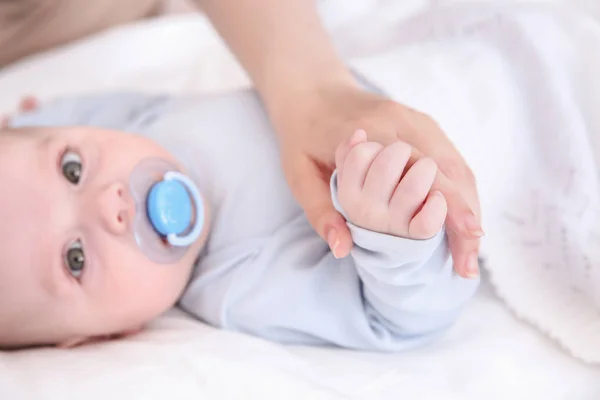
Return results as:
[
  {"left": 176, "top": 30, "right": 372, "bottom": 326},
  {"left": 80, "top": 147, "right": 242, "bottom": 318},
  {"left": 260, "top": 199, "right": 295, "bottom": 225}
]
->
[{"left": 283, "top": 153, "right": 353, "bottom": 258}]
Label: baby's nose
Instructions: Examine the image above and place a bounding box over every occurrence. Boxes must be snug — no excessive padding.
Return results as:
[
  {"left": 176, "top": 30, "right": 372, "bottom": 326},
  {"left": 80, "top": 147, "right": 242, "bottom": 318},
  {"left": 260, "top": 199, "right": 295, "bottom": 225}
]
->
[{"left": 97, "top": 182, "right": 134, "bottom": 236}]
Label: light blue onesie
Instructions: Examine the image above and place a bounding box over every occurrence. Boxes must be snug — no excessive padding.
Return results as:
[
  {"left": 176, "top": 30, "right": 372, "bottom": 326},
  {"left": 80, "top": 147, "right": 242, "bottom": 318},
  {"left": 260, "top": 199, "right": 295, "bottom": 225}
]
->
[{"left": 9, "top": 87, "right": 479, "bottom": 351}]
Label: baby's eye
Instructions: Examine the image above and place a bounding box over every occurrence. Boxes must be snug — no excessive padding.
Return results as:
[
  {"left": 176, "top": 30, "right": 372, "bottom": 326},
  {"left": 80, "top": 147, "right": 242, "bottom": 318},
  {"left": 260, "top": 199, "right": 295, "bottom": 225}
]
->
[
  {"left": 65, "top": 240, "right": 85, "bottom": 279},
  {"left": 61, "top": 150, "right": 82, "bottom": 185}
]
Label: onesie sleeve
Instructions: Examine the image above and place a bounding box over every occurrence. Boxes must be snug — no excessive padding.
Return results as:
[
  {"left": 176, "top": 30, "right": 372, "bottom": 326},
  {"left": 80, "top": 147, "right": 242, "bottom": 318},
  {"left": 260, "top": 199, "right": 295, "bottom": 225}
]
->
[
  {"left": 180, "top": 171, "right": 479, "bottom": 351},
  {"left": 328, "top": 171, "right": 480, "bottom": 345}
]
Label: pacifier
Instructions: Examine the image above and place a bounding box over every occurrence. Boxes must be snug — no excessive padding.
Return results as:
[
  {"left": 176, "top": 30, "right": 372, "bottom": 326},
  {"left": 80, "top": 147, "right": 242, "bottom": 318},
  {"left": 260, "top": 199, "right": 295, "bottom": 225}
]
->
[{"left": 129, "top": 158, "right": 205, "bottom": 264}]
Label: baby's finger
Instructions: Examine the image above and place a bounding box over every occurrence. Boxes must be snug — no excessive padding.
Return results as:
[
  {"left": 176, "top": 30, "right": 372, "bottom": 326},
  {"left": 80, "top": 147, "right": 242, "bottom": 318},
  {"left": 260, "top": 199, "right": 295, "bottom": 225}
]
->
[
  {"left": 408, "top": 191, "right": 448, "bottom": 239},
  {"left": 19, "top": 96, "right": 38, "bottom": 113},
  {"left": 0, "top": 115, "right": 9, "bottom": 129},
  {"left": 335, "top": 129, "right": 367, "bottom": 178},
  {"left": 339, "top": 142, "right": 384, "bottom": 200},
  {"left": 390, "top": 157, "right": 437, "bottom": 225},
  {"left": 363, "top": 141, "right": 412, "bottom": 204}
]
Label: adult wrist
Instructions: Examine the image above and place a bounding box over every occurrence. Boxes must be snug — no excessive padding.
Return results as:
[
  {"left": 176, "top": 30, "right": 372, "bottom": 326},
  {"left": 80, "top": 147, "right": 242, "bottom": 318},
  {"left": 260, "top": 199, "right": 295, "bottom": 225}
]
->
[{"left": 262, "top": 65, "right": 357, "bottom": 133}]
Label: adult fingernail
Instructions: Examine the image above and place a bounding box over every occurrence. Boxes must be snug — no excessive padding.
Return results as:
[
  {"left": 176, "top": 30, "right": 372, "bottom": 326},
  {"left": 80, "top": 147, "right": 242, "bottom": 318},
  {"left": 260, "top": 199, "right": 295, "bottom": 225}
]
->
[
  {"left": 327, "top": 228, "right": 340, "bottom": 259},
  {"left": 465, "top": 252, "right": 479, "bottom": 278},
  {"left": 465, "top": 213, "right": 485, "bottom": 237},
  {"left": 352, "top": 129, "right": 367, "bottom": 143}
]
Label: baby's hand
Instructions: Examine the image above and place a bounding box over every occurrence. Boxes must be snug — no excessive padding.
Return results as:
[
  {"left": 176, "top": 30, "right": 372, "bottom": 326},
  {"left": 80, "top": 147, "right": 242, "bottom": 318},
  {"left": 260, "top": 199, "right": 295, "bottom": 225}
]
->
[
  {"left": 1, "top": 96, "right": 39, "bottom": 128},
  {"left": 335, "top": 130, "right": 447, "bottom": 240}
]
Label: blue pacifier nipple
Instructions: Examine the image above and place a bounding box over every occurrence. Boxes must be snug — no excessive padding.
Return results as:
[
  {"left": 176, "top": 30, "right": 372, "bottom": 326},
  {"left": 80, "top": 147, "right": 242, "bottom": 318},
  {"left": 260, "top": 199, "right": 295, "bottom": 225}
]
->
[
  {"left": 147, "top": 171, "right": 204, "bottom": 247},
  {"left": 148, "top": 178, "right": 191, "bottom": 236},
  {"left": 129, "top": 158, "right": 205, "bottom": 264}
]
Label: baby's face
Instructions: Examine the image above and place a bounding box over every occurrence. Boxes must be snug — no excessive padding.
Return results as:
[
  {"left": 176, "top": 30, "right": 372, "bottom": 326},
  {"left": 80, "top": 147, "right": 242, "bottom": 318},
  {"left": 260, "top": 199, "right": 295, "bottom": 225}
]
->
[{"left": 0, "top": 126, "right": 207, "bottom": 348}]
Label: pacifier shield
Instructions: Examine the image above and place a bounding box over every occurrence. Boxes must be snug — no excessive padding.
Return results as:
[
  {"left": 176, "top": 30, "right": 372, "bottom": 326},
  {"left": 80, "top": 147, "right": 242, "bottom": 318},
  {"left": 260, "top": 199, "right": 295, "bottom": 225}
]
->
[{"left": 129, "top": 158, "right": 200, "bottom": 264}]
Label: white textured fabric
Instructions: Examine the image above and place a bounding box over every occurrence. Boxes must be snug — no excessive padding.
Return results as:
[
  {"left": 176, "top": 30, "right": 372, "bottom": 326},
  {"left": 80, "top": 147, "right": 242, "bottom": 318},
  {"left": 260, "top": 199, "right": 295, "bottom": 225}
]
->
[
  {"left": 0, "top": 1, "right": 600, "bottom": 399},
  {"left": 351, "top": 1, "right": 600, "bottom": 364}
]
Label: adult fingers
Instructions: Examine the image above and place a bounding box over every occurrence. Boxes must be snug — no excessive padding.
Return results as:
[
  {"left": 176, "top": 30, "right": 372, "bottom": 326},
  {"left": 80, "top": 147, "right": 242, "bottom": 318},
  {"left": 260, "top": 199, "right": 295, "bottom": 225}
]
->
[{"left": 283, "top": 152, "right": 353, "bottom": 258}]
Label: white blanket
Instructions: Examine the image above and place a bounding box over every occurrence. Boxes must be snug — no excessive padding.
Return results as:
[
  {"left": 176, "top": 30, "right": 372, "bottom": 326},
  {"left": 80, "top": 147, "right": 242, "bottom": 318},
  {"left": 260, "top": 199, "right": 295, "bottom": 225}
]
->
[
  {"left": 352, "top": 1, "right": 600, "bottom": 364},
  {"left": 1, "top": 1, "right": 600, "bottom": 399}
]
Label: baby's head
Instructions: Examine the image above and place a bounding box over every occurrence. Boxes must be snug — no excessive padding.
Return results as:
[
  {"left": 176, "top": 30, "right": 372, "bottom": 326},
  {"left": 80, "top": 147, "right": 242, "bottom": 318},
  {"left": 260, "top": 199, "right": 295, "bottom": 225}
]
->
[{"left": 0, "top": 126, "right": 208, "bottom": 348}]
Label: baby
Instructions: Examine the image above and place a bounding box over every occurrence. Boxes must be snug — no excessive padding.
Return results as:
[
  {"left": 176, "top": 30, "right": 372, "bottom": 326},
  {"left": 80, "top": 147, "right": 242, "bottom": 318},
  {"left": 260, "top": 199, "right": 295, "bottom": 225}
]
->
[{"left": 0, "top": 89, "right": 479, "bottom": 350}]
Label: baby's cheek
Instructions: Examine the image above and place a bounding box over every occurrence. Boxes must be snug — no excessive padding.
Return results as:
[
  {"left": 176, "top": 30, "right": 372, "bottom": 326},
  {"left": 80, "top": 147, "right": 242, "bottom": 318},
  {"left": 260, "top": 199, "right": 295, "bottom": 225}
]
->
[
  {"left": 105, "top": 196, "right": 209, "bottom": 329},
  {"left": 90, "top": 249, "right": 171, "bottom": 334}
]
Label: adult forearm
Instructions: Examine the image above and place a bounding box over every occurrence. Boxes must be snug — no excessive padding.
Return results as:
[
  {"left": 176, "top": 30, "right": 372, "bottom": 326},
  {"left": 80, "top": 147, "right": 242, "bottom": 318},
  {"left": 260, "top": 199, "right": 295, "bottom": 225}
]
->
[
  {"left": 197, "top": 0, "right": 355, "bottom": 115},
  {"left": 0, "top": 0, "right": 161, "bottom": 67}
]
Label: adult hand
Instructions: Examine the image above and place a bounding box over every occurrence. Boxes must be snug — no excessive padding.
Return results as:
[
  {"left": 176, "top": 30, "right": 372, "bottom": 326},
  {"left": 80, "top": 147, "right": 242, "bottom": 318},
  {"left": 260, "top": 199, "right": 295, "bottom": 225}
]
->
[{"left": 273, "top": 82, "right": 483, "bottom": 278}]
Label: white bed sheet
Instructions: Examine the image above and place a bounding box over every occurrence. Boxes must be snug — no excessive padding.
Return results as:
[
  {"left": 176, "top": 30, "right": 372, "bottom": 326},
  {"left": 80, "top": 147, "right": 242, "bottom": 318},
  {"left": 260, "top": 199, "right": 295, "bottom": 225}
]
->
[{"left": 1, "top": 2, "right": 600, "bottom": 399}]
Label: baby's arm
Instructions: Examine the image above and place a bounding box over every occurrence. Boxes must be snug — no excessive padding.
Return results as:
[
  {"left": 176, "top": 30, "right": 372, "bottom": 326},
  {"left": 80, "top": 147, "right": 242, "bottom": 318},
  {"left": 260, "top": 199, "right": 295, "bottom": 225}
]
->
[
  {"left": 182, "top": 131, "right": 478, "bottom": 352},
  {"left": 4, "top": 93, "right": 168, "bottom": 132},
  {"left": 330, "top": 130, "right": 479, "bottom": 344},
  {"left": 1, "top": 96, "right": 39, "bottom": 128}
]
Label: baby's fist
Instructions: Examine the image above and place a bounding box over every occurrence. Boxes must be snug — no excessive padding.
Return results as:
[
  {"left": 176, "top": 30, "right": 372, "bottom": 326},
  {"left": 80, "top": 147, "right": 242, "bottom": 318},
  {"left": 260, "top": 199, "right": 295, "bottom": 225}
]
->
[
  {"left": 1, "top": 96, "right": 39, "bottom": 129},
  {"left": 335, "top": 130, "right": 447, "bottom": 240}
]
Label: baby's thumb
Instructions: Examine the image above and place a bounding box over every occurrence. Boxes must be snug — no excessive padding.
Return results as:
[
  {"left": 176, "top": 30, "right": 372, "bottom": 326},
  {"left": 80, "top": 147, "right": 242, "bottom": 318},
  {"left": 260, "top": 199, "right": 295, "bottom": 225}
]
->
[{"left": 284, "top": 154, "right": 353, "bottom": 258}]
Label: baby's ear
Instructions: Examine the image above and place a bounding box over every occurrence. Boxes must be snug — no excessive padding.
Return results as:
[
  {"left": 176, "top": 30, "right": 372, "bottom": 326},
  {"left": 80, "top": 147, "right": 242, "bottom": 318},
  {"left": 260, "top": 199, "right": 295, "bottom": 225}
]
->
[
  {"left": 56, "top": 336, "right": 94, "bottom": 349},
  {"left": 56, "top": 327, "right": 143, "bottom": 349}
]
